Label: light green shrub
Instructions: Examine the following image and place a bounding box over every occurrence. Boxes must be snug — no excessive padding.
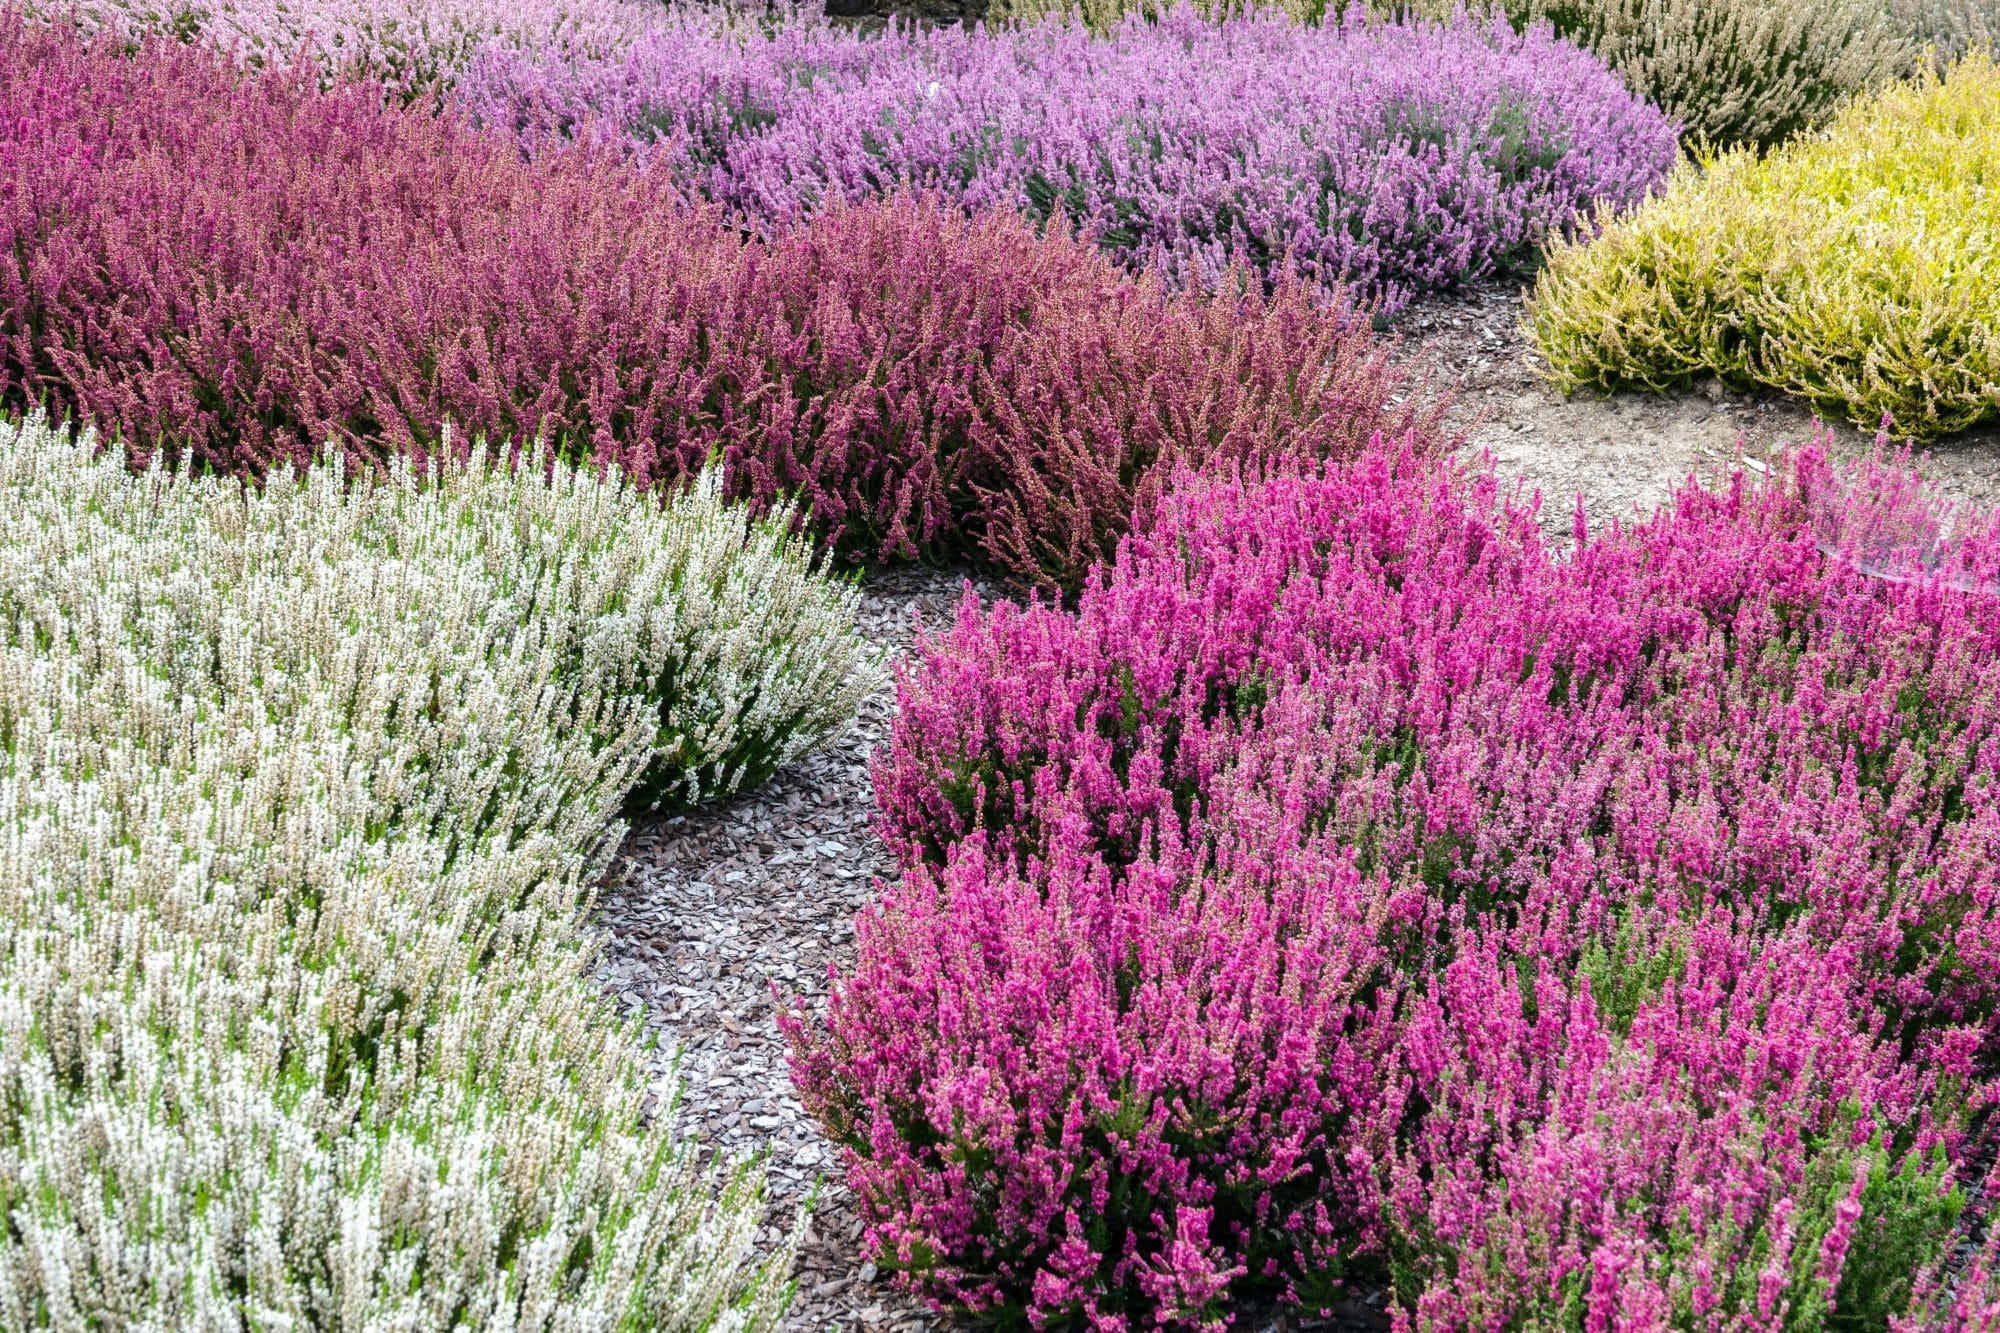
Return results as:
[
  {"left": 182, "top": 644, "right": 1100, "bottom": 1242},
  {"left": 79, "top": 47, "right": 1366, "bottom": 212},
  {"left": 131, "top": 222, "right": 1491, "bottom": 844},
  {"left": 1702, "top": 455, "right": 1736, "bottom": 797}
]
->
[
  {"left": 0, "top": 416, "right": 876, "bottom": 1329},
  {"left": 1527, "top": 54, "right": 2000, "bottom": 442}
]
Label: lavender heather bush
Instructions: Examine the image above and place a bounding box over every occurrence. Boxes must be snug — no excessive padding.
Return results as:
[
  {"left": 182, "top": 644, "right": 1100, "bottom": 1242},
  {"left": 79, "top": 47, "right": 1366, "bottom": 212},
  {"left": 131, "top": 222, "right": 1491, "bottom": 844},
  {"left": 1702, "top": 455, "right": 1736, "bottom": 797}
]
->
[
  {"left": 0, "top": 21, "right": 1438, "bottom": 587},
  {"left": 788, "top": 443, "right": 2000, "bottom": 1327},
  {"left": 464, "top": 6, "right": 1678, "bottom": 308}
]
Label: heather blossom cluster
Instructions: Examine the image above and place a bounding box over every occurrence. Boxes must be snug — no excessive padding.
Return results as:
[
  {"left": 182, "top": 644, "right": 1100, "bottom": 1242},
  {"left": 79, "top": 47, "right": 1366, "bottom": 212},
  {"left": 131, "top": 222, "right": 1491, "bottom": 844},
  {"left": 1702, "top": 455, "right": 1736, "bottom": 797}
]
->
[
  {"left": 789, "top": 442, "right": 2000, "bottom": 1328},
  {"left": 0, "top": 412, "right": 878, "bottom": 1326},
  {"left": 464, "top": 6, "right": 1679, "bottom": 306},
  {"left": 9, "top": 0, "right": 2000, "bottom": 1327},
  {"left": 20, "top": 0, "right": 666, "bottom": 101},
  {"left": 0, "top": 19, "right": 1435, "bottom": 588}
]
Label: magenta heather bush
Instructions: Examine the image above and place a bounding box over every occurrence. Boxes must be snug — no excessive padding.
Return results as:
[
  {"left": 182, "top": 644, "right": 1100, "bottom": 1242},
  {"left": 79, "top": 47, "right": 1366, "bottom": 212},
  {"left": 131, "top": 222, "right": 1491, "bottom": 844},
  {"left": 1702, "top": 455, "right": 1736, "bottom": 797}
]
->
[
  {"left": 788, "top": 443, "right": 2000, "bottom": 1327},
  {"left": 462, "top": 7, "right": 1679, "bottom": 308},
  {"left": 0, "top": 21, "right": 1435, "bottom": 585}
]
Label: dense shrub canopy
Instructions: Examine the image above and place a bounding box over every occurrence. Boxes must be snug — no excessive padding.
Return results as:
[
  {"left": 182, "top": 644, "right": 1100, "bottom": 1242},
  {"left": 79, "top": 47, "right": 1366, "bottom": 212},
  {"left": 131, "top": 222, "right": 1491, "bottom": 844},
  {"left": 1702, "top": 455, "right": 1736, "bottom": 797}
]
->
[
  {"left": 0, "top": 413, "right": 878, "bottom": 1327},
  {"left": 1889, "top": 0, "right": 2000, "bottom": 61},
  {"left": 980, "top": 0, "right": 1911, "bottom": 152},
  {"left": 790, "top": 442, "right": 2000, "bottom": 1328},
  {"left": 1528, "top": 54, "right": 2000, "bottom": 442},
  {"left": 0, "top": 20, "right": 1435, "bottom": 587},
  {"left": 17, "top": 0, "right": 665, "bottom": 101},
  {"left": 1491, "top": 0, "right": 1910, "bottom": 149},
  {"left": 465, "top": 7, "right": 1676, "bottom": 308}
]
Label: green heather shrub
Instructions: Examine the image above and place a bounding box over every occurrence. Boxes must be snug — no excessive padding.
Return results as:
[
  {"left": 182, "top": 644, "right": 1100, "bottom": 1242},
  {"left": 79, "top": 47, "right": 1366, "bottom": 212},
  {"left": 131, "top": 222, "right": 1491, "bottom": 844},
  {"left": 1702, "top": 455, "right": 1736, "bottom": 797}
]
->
[
  {"left": 1528, "top": 54, "right": 2000, "bottom": 441},
  {"left": 0, "top": 414, "right": 875, "bottom": 1328},
  {"left": 1491, "top": 0, "right": 1911, "bottom": 148}
]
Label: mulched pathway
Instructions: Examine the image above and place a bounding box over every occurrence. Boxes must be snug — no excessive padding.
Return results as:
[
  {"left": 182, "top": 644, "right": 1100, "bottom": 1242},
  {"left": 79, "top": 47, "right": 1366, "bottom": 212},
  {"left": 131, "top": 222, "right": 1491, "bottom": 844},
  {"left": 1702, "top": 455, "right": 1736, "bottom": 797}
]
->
[
  {"left": 596, "top": 563, "right": 1396, "bottom": 1332},
  {"left": 595, "top": 566, "right": 974, "bottom": 1332}
]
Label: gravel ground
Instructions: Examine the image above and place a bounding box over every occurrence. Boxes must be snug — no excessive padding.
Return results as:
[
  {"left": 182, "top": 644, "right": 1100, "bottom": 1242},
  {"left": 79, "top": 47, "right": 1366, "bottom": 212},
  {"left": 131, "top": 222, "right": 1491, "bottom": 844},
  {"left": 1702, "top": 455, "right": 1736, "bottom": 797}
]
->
[
  {"left": 592, "top": 285, "right": 2000, "bottom": 1332},
  {"left": 1391, "top": 278, "right": 2000, "bottom": 528}
]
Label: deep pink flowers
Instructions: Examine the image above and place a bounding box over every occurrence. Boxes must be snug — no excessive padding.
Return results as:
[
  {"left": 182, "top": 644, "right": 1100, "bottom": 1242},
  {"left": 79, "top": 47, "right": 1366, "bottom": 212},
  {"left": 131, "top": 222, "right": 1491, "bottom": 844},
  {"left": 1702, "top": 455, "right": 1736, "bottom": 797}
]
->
[{"left": 790, "top": 441, "right": 2000, "bottom": 1327}]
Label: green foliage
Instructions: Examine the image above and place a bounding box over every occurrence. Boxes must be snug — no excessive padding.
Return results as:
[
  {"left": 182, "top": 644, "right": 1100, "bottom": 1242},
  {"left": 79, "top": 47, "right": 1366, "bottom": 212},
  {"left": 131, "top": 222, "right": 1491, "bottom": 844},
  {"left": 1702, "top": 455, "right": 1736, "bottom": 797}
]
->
[{"left": 1577, "top": 909, "right": 1685, "bottom": 1035}]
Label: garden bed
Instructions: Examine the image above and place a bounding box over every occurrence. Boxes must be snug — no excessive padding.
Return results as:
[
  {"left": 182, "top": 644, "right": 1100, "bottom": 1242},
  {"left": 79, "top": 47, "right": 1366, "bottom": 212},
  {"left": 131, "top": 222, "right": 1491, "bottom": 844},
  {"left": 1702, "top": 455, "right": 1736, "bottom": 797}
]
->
[
  {"left": 597, "top": 279, "right": 2000, "bottom": 1331},
  {"left": 8, "top": 2, "right": 2000, "bottom": 1326},
  {"left": 1390, "top": 283, "right": 2000, "bottom": 530}
]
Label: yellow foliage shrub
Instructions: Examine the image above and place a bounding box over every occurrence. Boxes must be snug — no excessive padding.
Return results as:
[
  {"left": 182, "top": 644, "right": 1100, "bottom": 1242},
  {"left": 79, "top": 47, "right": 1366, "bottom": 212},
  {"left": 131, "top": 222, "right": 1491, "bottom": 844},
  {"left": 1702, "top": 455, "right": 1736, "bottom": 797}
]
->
[{"left": 1527, "top": 54, "right": 2000, "bottom": 442}]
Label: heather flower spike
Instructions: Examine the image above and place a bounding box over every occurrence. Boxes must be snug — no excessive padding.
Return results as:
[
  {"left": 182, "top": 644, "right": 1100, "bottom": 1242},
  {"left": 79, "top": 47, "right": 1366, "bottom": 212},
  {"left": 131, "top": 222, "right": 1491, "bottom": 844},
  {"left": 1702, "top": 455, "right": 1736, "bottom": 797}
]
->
[{"left": 794, "top": 435, "right": 2000, "bottom": 1329}]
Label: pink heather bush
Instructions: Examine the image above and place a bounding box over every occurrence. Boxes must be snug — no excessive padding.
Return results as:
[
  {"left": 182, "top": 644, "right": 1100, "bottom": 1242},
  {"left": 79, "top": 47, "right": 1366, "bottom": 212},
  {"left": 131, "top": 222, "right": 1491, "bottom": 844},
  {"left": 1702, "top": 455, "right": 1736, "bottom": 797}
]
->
[
  {"left": 0, "top": 21, "right": 1435, "bottom": 585},
  {"left": 788, "top": 443, "right": 2000, "bottom": 1327},
  {"left": 21, "top": 0, "right": 666, "bottom": 103},
  {"left": 462, "top": 6, "right": 1679, "bottom": 308}
]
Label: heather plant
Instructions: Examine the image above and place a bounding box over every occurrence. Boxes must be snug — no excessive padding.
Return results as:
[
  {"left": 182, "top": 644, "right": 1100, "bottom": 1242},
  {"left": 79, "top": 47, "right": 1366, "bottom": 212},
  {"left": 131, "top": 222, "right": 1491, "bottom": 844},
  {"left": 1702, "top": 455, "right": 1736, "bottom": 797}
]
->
[
  {"left": 1381, "top": 933, "right": 1968, "bottom": 1330},
  {"left": 0, "top": 409, "right": 883, "bottom": 1326},
  {"left": 19, "top": 0, "right": 669, "bottom": 102},
  {"left": 1492, "top": 0, "right": 1910, "bottom": 149},
  {"left": 1528, "top": 54, "right": 2000, "bottom": 442},
  {"left": 464, "top": 6, "right": 1675, "bottom": 308},
  {"left": 791, "top": 440, "right": 2000, "bottom": 1326},
  {"left": 588, "top": 460, "right": 880, "bottom": 809},
  {"left": 980, "top": 0, "right": 1901, "bottom": 151},
  {"left": 1911, "top": 1151, "right": 2000, "bottom": 1331},
  {"left": 0, "top": 23, "right": 1431, "bottom": 588},
  {"left": 1890, "top": 0, "right": 1999, "bottom": 61},
  {"left": 987, "top": 0, "right": 1332, "bottom": 28}
]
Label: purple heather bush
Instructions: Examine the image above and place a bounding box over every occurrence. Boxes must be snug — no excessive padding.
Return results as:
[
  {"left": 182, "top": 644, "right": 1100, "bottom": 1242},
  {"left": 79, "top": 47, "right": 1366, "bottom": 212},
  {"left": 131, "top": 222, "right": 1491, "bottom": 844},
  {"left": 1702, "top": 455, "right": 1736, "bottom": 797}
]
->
[
  {"left": 0, "top": 20, "right": 1437, "bottom": 586},
  {"left": 463, "top": 6, "right": 1679, "bottom": 308},
  {"left": 787, "top": 442, "right": 2000, "bottom": 1328}
]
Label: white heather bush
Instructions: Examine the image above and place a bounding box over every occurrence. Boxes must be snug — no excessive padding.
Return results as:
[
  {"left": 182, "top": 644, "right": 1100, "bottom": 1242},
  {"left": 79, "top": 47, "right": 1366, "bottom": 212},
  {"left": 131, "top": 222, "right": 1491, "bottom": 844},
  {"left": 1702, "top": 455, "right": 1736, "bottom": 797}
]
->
[
  {"left": 20, "top": 0, "right": 671, "bottom": 102},
  {"left": 1890, "top": 0, "right": 1999, "bottom": 61},
  {"left": 616, "top": 460, "right": 879, "bottom": 810},
  {"left": 0, "top": 416, "right": 875, "bottom": 1329}
]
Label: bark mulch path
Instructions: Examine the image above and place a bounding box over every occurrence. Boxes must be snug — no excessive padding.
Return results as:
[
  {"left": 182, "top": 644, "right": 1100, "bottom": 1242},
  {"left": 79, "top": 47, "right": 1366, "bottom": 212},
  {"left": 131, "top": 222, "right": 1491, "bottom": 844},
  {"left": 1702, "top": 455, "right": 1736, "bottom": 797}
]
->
[
  {"left": 593, "top": 565, "right": 1396, "bottom": 1332},
  {"left": 593, "top": 566, "right": 969, "bottom": 1332}
]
